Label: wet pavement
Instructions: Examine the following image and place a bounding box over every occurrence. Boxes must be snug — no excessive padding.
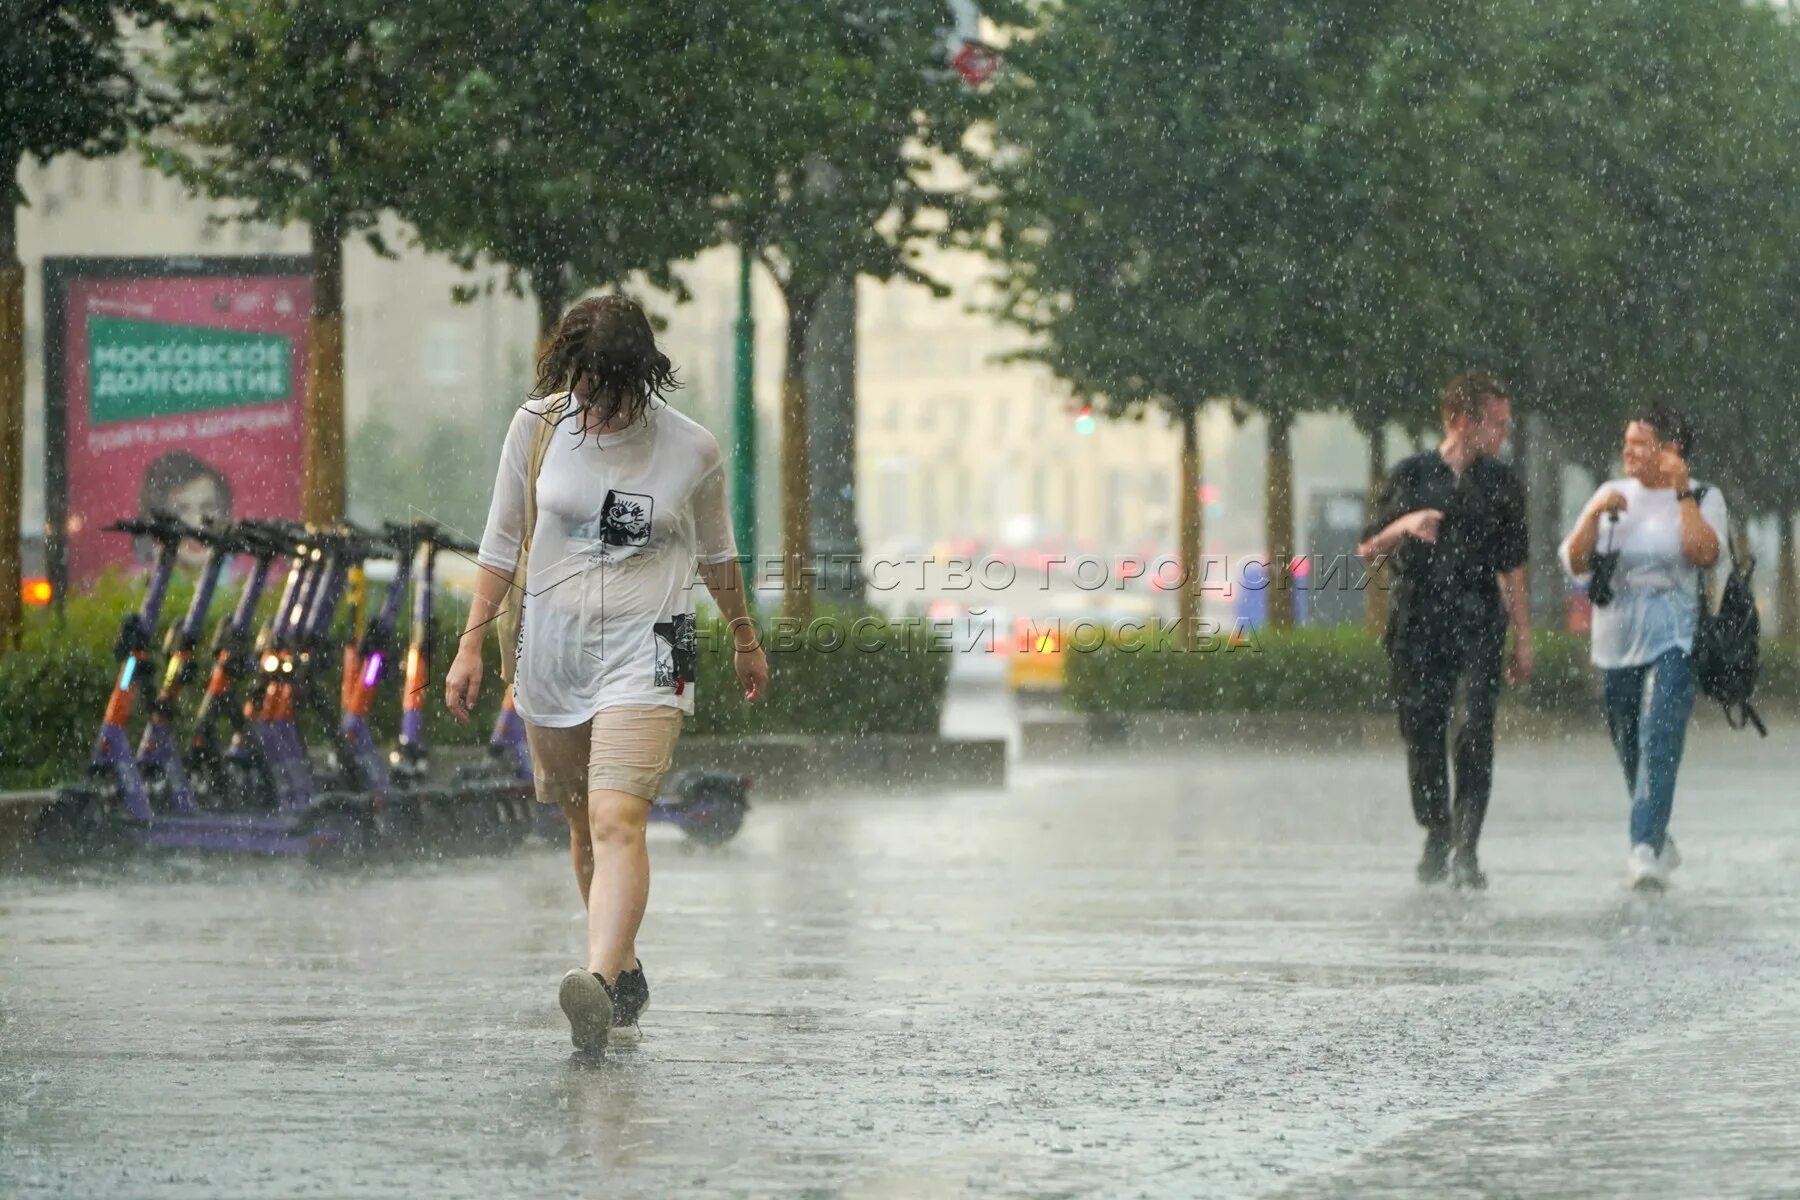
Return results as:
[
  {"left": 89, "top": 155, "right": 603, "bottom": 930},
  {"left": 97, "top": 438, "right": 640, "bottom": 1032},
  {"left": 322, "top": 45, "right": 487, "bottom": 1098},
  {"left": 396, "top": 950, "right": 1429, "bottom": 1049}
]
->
[{"left": 4, "top": 702, "right": 1799, "bottom": 1198}]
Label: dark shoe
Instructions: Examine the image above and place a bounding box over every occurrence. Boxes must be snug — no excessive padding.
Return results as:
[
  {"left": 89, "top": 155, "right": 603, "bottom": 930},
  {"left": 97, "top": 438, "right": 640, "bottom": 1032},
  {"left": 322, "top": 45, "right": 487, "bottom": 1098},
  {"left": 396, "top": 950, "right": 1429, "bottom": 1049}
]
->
[
  {"left": 1417, "top": 829, "right": 1451, "bottom": 884},
  {"left": 611, "top": 960, "right": 649, "bottom": 1028},
  {"left": 559, "top": 968, "right": 613, "bottom": 1052},
  {"left": 1451, "top": 851, "right": 1487, "bottom": 891}
]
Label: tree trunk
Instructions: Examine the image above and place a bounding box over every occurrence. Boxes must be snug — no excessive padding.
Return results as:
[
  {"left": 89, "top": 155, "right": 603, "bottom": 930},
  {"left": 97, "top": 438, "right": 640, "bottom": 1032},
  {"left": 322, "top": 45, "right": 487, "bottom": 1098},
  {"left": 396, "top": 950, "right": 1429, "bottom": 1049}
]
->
[
  {"left": 0, "top": 195, "right": 22, "bottom": 649},
  {"left": 779, "top": 284, "right": 818, "bottom": 625},
  {"left": 531, "top": 270, "right": 567, "bottom": 362},
  {"left": 1779, "top": 504, "right": 1798, "bottom": 641},
  {"left": 1263, "top": 409, "right": 1295, "bottom": 631},
  {"left": 1364, "top": 422, "right": 1388, "bottom": 637},
  {"left": 1177, "top": 402, "right": 1202, "bottom": 650},
  {"left": 303, "top": 215, "right": 347, "bottom": 527}
]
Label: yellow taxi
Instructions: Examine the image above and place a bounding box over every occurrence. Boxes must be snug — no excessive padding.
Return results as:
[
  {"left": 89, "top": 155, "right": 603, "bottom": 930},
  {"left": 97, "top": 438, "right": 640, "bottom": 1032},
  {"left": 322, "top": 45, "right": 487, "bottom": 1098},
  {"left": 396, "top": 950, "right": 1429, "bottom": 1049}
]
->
[{"left": 1006, "top": 592, "right": 1160, "bottom": 693}]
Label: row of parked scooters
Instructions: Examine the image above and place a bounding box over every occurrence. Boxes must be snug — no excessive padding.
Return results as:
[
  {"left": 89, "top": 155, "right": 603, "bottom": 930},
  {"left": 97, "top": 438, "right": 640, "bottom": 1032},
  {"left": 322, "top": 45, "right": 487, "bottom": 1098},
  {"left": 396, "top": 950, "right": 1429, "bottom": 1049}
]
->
[{"left": 35, "top": 515, "right": 747, "bottom": 861}]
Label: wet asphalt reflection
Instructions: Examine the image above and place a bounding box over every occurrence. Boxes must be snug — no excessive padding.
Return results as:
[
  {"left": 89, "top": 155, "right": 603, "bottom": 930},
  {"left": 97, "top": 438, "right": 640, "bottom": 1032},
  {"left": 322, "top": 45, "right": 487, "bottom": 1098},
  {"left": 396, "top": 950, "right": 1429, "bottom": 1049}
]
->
[{"left": 3, "top": 716, "right": 1798, "bottom": 1198}]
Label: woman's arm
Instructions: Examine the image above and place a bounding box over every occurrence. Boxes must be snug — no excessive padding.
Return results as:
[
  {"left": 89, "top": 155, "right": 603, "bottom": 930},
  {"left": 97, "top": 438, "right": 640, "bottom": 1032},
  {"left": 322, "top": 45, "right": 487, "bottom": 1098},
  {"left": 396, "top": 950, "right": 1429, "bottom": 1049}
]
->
[
  {"left": 1660, "top": 450, "right": 1720, "bottom": 569},
  {"left": 446, "top": 408, "right": 533, "bottom": 721},
  {"left": 1676, "top": 492, "right": 1721, "bottom": 569},
  {"left": 1561, "top": 490, "right": 1626, "bottom": 577},
  {"left": 693, "top": 460, "right": 767, "bottom": 701}
]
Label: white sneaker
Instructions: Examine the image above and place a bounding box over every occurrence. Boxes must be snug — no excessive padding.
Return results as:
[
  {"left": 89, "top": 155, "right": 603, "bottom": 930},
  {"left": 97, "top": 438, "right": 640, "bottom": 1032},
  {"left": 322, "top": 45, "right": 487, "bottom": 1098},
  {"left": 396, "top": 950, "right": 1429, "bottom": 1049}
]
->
[
  {"left": 1627, "top": 843, "right": 1667, "bottom": 891},
  {"left": 1659, "top": 837, "right": 1682, "bottom": 873}
]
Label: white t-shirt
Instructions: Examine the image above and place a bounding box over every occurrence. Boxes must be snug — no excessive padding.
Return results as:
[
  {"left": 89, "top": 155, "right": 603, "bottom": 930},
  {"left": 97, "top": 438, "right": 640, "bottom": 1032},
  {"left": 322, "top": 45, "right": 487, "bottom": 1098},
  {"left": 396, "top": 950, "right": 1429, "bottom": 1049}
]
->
[
  {"left": 476, "top": 395, "right": 738, "bottom": 725},
  {"left": 1558, "top": 478, "right": 1730, "bottom": 670}
]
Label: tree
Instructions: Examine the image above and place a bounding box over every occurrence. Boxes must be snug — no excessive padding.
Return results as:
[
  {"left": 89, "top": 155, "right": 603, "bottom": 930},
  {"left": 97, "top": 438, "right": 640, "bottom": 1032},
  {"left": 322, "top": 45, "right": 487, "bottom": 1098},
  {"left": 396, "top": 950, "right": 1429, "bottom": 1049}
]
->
[
  {"left": 385, "top": 3, "right": 729, "bottom": 341},
  {"left": 151, "top": 0, "right": 415, "bottom": 526},
  {"left": 1481, "top": 0, "right": 1800, "bottom": 636},
  {"left": 0, "top": 0, "right": 195, "bottom": 647},
  {"left": 966, "top": 0, "right": 1448, "bottom": 636},
  {"left": 712, "top": 1, "right": 1010, "bottom": 623}
]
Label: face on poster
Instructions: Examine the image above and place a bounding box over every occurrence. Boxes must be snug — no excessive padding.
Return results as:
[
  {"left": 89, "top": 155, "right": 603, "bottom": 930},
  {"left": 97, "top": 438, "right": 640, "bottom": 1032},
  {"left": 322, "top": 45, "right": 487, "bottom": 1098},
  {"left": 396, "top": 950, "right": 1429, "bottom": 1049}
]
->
[{"left": 59, "top": 271, "right": 312, "bottom": 587}]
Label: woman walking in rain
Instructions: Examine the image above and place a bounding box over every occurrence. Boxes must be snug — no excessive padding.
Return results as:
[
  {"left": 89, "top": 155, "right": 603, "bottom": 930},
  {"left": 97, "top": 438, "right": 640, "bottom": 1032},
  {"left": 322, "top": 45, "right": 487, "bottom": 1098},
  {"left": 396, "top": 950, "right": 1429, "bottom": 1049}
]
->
[
  {"left": 446, "top": 295, "right": 767, "bottom": 1051},
  {"left": 1559, "top": 405, "right": 1727, "bottom": 891}
]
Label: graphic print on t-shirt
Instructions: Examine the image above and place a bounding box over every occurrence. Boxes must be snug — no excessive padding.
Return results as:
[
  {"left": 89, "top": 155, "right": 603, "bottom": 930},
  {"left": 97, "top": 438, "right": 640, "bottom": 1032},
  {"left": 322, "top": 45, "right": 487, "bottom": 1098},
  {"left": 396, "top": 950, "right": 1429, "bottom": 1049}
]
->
[
  {"left": 652, "top": 612, "right": 697, "bottom": 690},
  {"left": 599, "top": 489, "right": 653, "bottom": 546},
  {"left": 567, "top": 489, "right": 655, "bottom": 562}
]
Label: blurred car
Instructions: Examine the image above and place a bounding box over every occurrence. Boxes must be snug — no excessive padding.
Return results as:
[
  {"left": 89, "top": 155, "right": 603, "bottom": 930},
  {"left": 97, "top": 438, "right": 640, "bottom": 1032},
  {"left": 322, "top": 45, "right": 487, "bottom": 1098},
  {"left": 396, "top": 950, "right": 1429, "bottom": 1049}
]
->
[{"left": 1006, "top": 592, "right": 1159, "bottom": 693}]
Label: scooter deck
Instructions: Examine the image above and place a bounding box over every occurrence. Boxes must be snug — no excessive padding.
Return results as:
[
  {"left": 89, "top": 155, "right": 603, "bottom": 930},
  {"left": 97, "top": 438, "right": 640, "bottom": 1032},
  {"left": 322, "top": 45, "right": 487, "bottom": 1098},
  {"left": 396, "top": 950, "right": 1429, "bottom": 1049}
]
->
[
  {"left": 37, "top": 782, "right": 541, "bottom": 861},
  {"left": 134, "top": 812, "right": 328, "bottom": 856}
]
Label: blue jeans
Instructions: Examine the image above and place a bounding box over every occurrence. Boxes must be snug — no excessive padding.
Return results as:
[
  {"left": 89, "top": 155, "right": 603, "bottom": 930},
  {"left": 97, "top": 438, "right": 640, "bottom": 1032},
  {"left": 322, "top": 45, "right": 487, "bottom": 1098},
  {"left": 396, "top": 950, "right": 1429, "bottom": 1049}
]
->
[{"left": 1601, "top": 647, "right": 1696, "bottom": 852}]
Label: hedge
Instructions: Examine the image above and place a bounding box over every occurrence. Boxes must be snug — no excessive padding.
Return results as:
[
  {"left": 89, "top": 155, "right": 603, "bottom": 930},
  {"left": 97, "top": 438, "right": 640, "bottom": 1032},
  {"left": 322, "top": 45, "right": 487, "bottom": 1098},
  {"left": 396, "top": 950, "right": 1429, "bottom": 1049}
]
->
[
  {"left": 0, "top": 579, "right": 948, "bottom": 791},
  {"left": 1064, "top": 624, "right": 1799, "bottom": 717}
]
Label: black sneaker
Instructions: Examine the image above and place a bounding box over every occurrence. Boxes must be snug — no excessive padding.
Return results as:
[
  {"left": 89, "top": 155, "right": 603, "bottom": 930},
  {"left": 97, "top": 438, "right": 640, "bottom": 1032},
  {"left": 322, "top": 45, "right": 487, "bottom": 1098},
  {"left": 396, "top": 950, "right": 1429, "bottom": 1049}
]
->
[
  {"left": 558, "top": 968, "right": 614, "bottom": 1052},
  {"left": 1417, "top": 828, "right": 1451, "bottom": 884},
  {"left": 1451, "top": 850, "right": 1488, "bottom": 891},
  {"left": 611, "top": 961, "right": 649, "bottom": 1028}
]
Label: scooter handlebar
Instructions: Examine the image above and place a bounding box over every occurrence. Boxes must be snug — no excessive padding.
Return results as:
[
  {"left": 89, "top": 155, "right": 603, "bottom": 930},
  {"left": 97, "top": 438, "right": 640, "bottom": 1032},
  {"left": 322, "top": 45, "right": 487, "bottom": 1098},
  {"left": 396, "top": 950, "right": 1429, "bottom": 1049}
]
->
[
  {"left": 384, "top": 518, "right": 479, "bottom": 557},
  {"left": 103, "top": 514, "right": 203, "bottom": 544}
]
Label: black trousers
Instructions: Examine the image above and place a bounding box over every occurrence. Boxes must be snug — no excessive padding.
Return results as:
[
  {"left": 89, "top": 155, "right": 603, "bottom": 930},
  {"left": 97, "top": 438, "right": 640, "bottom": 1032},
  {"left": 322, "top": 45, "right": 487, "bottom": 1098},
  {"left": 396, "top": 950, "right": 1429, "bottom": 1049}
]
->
[{"left": 1389, "top": 628, "right": 1505, "bottom": 854}]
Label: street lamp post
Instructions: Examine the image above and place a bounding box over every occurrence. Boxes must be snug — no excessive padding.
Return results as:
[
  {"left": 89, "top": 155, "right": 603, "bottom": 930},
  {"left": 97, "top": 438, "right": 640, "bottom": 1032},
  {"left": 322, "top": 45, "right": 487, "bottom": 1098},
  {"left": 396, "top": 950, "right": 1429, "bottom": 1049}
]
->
[{"left": 732, "top": 245, "right": 757, "bottom": 581}]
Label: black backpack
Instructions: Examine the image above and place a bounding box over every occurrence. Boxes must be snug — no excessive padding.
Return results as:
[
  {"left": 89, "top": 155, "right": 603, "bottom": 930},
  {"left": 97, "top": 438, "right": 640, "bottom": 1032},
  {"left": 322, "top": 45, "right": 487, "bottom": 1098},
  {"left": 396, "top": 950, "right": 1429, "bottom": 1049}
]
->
[{"left": 1692, "top": 486, "right": 1767, "bottom": 736}]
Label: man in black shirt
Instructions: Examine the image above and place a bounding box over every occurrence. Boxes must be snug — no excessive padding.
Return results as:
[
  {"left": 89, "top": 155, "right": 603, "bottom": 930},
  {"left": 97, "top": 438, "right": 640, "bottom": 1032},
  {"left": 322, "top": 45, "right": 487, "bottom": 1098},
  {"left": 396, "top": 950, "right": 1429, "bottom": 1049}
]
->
[{"left": 1358, "top": 372, "right": 1532, "bottom": 889}]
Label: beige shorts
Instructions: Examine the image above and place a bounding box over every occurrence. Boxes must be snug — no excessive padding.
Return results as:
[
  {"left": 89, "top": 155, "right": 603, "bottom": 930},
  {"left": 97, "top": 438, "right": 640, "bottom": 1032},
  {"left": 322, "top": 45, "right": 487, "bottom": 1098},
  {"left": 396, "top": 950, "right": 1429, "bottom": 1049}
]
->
[{"left": 523, "top": 703, "right": 684, "bottom": 805}]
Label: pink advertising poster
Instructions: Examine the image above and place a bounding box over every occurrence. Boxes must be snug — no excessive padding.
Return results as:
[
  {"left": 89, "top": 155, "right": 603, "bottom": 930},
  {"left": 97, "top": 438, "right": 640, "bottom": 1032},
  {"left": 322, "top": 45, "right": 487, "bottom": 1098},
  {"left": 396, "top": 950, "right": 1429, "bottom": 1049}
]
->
[{"left": 43, "top": 257, "right": 312, "bottom": 593}]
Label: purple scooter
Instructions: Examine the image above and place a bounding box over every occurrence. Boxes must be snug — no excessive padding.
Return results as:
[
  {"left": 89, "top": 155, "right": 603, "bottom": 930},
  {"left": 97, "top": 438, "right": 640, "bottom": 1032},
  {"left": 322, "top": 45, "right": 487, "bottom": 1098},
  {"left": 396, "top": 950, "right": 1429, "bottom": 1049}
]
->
[
  {"left": 137, "top": 519, "right": 289, "bottom": 815},
  {"left": 37, "top": 516, "right": 195, "bottom": 849}
]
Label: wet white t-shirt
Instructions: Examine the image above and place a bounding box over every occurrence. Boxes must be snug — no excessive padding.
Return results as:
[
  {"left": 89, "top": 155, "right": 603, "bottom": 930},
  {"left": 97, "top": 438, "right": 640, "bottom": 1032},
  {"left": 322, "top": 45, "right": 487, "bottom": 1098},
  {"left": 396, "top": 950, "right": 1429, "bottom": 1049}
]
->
[
  {"left": 1558, "top": 478, "right": 1730, "bottom": 670},
  {"left": 476, "top": 395, "right": 738, "bottom": 725}
]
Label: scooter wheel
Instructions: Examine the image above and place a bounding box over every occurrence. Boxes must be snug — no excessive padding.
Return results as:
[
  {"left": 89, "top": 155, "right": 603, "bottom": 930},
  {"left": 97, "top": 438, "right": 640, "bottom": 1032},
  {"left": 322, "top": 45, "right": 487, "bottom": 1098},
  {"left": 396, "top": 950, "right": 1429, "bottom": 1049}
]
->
[
  {"left": 677, "top": 785, "right": 748, "bottom": 846},
  {"left": 32, "top": 786, "right": 132, "bottom": 860}
]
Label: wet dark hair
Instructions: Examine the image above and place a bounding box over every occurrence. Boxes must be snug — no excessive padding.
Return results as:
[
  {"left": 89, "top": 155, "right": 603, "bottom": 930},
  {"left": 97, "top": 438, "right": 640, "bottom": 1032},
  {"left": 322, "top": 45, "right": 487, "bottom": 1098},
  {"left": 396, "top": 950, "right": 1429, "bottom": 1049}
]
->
[
  {"left": 1440, "top": 370, "right": 1510, "bottom": 425},
  {"left": 532, "top": 294, "right": 680, "bottom": 443},
  {"left": 138, "top": 449, "right": 232, "bottom": 519},
  {"left": 1632, "top": 403, "right": 1696, "bottom": 460}
]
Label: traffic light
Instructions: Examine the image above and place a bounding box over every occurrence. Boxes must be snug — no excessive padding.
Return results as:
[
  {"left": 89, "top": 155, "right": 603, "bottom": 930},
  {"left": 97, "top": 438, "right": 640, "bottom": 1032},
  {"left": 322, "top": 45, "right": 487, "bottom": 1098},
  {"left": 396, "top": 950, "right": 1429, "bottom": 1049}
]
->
[
  {"left": 21, "top": 578, "right": 52, "bottom": 606},
  {"left": 1073, "top": 404, "right": 1097, "bottom": 435}
]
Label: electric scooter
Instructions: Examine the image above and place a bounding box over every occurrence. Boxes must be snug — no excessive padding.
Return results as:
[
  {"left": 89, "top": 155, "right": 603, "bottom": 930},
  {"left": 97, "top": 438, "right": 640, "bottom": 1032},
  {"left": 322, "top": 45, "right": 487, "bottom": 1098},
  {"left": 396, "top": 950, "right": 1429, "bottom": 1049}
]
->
[
  {"left": 137, "top": 519, "right": 283, "bottom": 815},
  {"left": 324, "top": 519, "right": 537, "bottom": 858},
  {"left": 35, "top": 515, "right": 197, "bottom": 850}
]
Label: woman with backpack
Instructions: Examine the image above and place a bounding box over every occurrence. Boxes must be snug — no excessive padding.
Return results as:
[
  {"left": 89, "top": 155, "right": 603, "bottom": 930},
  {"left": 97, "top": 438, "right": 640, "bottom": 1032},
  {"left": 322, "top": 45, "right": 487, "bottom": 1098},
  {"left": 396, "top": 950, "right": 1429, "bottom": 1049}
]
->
[
  {"left": 1559, "top": 404, "right": 1729, "bottom": 890},
  {"left": 444, "top": 295, "right": 768, "bottom": 1052}
]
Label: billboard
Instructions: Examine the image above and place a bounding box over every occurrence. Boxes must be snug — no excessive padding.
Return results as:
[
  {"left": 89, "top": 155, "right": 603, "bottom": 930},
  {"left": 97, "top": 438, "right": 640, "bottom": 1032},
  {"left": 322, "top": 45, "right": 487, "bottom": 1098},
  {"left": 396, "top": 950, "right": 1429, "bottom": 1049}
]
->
[{"left": 43, "top": 256, "right": 311, "bottom": 595}]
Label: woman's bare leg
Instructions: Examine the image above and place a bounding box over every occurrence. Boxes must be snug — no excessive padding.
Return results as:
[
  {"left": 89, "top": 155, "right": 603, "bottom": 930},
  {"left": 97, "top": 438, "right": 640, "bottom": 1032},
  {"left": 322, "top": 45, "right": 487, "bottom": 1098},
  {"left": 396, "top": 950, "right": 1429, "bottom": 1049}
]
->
[
  {"left": 584, "top": 788, "right": 650, "bottom": 984},
  {"left": 561, "top": 797, "right": 595, "bottom": 904}
]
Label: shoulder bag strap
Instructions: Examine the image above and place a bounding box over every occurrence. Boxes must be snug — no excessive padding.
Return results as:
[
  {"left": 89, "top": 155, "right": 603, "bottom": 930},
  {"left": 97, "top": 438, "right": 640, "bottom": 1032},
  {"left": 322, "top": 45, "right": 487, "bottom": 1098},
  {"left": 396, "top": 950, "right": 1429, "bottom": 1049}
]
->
[{"left": 498, "top": 401, "right": 559, "bottom": 683}]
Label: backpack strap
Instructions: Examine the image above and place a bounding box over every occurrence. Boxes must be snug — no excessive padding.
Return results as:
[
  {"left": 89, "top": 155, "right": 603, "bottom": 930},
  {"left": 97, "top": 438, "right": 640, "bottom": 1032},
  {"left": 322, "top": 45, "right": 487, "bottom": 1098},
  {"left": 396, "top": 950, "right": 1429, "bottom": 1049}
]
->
[{"left": 1726, "top": 700, "right": 1769, "bottom": 738}]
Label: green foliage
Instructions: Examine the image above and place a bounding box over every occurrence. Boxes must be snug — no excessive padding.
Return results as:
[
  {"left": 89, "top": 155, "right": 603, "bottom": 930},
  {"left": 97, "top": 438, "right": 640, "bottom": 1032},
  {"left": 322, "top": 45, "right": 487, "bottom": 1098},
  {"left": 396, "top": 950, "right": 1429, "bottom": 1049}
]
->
[
  {"left": 0, "top": 640, "right": 112, "bottom": 790},
  {"left": 968, "top": 0, "right": 1800, "bottom": 517},
  {"left": 967, "top": 1, "right": 1444, "bottom": 423},
  {"left": 1064, "top": 627, "right": 1664, "bottom": 717},
  {"left": 147, "top": 0, "right": 414, "bottom": 244},
  {"left": 1066, "top": 626, "right": 1391, "bottom": 715},
  {"left": 384, "top": 3, "right": 730, "bottom": 318},
  {"left": 689, "top": 610, "right": 950, "bottom": 737},
  {"left": 0, "top": 580, "right": 948, "bottom": 789},
  {"left": 0, "top": 1, "right": 198, "bottom": 209}
]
